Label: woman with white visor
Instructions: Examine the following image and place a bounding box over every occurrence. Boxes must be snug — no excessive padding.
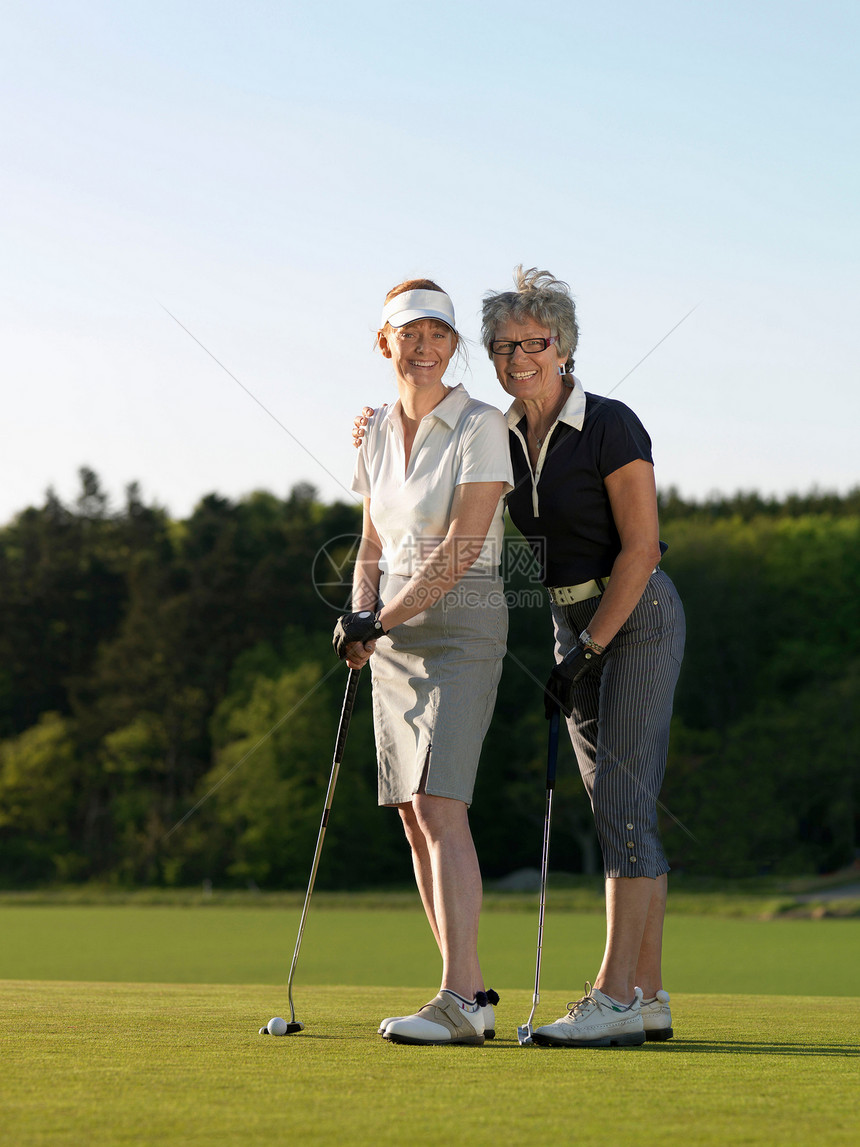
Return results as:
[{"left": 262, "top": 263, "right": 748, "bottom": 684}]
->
[{"left": 333, "top": 279, "right": 512, "bottom": 1045}]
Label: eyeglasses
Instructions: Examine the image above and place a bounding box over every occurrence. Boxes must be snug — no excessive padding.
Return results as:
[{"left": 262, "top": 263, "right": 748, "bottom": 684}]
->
[{"left": 490, "top": 336, "right": 559, "bottom": 356}]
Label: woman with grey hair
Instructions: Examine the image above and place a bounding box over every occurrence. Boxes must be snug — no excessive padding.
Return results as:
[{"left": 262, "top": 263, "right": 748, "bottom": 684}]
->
[{"left": 481, "top": 266, "right": 685, "bottom": 1047}]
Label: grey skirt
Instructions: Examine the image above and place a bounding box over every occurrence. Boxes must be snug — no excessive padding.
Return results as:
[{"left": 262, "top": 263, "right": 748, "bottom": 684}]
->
[{"left": 370, "top": 573, "right": 508, "bottom": 806}]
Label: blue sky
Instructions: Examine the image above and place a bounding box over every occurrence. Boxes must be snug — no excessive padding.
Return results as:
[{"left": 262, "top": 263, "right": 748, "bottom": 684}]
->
[{"left": 2, "top": 0, "right": 858, "bottom": 523}]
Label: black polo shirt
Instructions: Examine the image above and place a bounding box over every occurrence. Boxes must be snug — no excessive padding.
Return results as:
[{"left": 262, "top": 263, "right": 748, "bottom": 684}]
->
[{"left": 506, "top": 389, "right": 653, "bottom": 587}]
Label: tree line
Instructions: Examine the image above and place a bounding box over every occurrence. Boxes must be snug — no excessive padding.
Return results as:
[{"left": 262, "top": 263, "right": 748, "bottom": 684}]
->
[{"left": 0, "top": 469, "right": 857, "bottom": 887}]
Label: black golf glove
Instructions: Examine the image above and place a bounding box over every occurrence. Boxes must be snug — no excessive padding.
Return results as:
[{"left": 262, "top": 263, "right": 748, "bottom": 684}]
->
[
  {"left": 332, "top": 611, "right": 386, "bottom": 660},
  {"left": 544, "top": 643, "right": 602, "bottom": 719}
]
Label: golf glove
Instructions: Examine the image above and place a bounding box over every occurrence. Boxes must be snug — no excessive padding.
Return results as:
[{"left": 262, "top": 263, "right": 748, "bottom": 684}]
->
[
  {"left": 333, "top": 611, "right": 386, "bottom": 660},
  {"left": 544, "top": 643, "right": 602, "bottom": 718}
]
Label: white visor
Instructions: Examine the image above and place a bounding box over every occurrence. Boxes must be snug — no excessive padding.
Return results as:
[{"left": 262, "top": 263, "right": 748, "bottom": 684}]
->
[{"left": 380, "top": 289, "right": 456, "bottom": 330}]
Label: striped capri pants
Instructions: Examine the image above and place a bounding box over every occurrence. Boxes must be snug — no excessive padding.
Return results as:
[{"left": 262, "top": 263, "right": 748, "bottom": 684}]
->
[{"left": 551, "top": 570, "right": 685, "bottom": 878}]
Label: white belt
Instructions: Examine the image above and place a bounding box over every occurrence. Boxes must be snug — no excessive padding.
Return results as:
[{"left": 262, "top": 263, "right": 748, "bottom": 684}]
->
[{"left": 547, "top": 577, "right": 609, "bottom": 605}]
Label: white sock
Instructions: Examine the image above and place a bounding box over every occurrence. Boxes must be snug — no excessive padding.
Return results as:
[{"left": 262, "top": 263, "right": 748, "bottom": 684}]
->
[
  {"left": 599, "top": 990, "right": 635, "bottom": 1009},
  {"left": 441, "top": 989, "right": 478, "bottom": 1013}
]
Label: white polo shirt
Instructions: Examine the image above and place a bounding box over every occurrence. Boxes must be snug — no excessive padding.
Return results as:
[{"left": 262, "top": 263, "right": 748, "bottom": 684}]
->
[{"left": 352, "top": 384, "right": 513, "bottom": 577}]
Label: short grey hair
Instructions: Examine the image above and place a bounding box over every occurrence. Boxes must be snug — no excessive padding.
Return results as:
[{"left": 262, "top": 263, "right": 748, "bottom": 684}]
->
[{"left": 481, "top": 266, "right": 579, "bottom": 368}]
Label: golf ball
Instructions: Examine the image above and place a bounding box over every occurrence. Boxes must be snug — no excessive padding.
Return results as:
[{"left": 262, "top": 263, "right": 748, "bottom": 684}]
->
[{"left": 267, "top": 1016, "right": 288, "bottom": 1036}]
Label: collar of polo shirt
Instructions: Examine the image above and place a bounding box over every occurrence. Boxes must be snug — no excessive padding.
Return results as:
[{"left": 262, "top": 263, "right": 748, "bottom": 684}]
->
[{"left": 506, "top": 374, "right": 586, "bottom": 433}]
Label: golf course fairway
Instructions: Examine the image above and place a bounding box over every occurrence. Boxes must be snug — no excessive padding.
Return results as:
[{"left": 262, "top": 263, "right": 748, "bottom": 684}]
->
[{"left": 2, "top": 901, "right": 858, "bottom": 1145}]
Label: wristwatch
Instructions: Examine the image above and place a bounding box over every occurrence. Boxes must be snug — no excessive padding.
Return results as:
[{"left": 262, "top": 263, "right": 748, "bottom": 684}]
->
[{"left": 579, "top": 628, "right": 606, "bottom": 655}]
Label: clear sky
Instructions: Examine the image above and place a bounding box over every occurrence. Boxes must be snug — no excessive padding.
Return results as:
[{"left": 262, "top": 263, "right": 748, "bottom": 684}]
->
[{"left": 3, "top": 0, "right": 858, "bottom": 524}]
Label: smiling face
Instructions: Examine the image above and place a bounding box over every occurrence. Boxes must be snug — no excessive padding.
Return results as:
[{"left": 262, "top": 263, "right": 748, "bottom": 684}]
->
[
  {"left": 491, "top": 315, "right": 566, "bottom": 404},
  {"left": 378, "top": 318, "right": 457, "bottom": 391}
]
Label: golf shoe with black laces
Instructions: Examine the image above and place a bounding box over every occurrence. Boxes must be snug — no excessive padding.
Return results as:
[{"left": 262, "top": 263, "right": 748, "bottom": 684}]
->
[
  {"left": 379, "top": 988, "right": 499, "bottom": 1039},
  {"left": 532, "top": 982, "right": 645, "bottom": 1048},
  {"left": 382, "top": 990, "right": 485, "bottom": 1046},
  {"left": 639, "top": 988, "right": 673, "bottom": 1040}
]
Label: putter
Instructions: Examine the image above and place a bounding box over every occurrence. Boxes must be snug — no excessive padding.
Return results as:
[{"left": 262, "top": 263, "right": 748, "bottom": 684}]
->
[
  {"left": 259, "top": 666, "right": 361, "bottom": 1035},
  {"left": 517, "top": 705, "right": 560, "bottom": 1046}
]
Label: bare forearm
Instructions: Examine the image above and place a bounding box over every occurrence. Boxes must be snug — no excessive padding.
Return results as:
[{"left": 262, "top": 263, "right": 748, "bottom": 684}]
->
[
  {"left": 591, "top": 460, "right": 662, "bottom": 648},
  {"left": 352, "top": 561, "right": 381, "bottom": 612},
  {"left": 378, "top": 539, "right": 482, "bottom": 630},
  {"left": 378, "top": 482, "right": 504, "bottom": 631},
  {"left": 352, "top": 529, "right": 383, "bottom": 612},
  {"left": 586, "top": 543, "right": 661, "bottom": 648}
]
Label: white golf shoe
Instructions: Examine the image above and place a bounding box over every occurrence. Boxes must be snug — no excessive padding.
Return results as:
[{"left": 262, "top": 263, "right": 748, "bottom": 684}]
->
[
  {"left": 640, "top": 988, "right": 673, "bottom": 1040},
  {"left": 382, "top": 990, "right": 485, "bottom": 1046},
  {"left": 379, "top": 988, "right": 499, "bottom": 1039},
  {"left": 532, "top": 983, "right": 645, "bottom": 1048}
]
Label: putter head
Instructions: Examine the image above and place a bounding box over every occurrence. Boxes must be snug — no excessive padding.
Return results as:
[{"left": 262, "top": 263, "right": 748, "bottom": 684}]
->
[
  {"left": 517, "top": 1023, "right": 535, "bottom": 1046},
  {"left": 258, "top": 1020, "right": 304, "bottom": 1035}
]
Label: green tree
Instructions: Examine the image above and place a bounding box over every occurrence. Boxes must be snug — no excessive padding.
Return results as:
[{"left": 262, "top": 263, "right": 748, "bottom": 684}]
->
[
  {"left": 186, "top": 652, "right": 402, "bottom": 889},
  {"left": 663, "top": 662, "right": 859, "bottom": 875},
  {"left": 0, "top": 713, "right": 88, "bottom": 882}
]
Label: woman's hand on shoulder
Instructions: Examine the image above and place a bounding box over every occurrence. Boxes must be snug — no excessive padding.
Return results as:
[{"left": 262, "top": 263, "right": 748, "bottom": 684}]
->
[{"left": 353, "top": 406, "right": 377, "bottom": 448}]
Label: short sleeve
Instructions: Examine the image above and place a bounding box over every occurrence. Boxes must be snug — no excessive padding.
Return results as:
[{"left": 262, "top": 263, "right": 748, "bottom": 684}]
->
[
  {"left": 454, "top": 407, "right": 514, "bottom": 492},
  {"left": 351, "top": 409, "right": 381, "bottom": 497},
  {"left": 351, "top": 444, "right": 370, "bottom": 497},
  {"left": 595, "top": 400, "right": 653, "bottom": 479}
]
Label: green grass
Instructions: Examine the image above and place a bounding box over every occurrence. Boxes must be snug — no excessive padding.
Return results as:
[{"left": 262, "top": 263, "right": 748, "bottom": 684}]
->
[
  {"left": 3, "top": 899, "right": 859, "bottom": 1145},
  {"left": 2, "top": 904, "right": 858, "bottom": 995},
  {"left": 3, "top": 870, "right": 859, "bottom": 917},
  {"left": 2, "top": 982, "right": 858, "bottom": 1146}
]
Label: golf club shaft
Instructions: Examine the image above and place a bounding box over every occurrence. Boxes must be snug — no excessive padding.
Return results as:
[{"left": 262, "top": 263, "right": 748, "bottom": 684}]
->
[
  {"left": 525, "top": 706, "right": 560, "bottom": 1030},
  {"left": 286, "top": 667, "right": 361, "bottom": 1023}
]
